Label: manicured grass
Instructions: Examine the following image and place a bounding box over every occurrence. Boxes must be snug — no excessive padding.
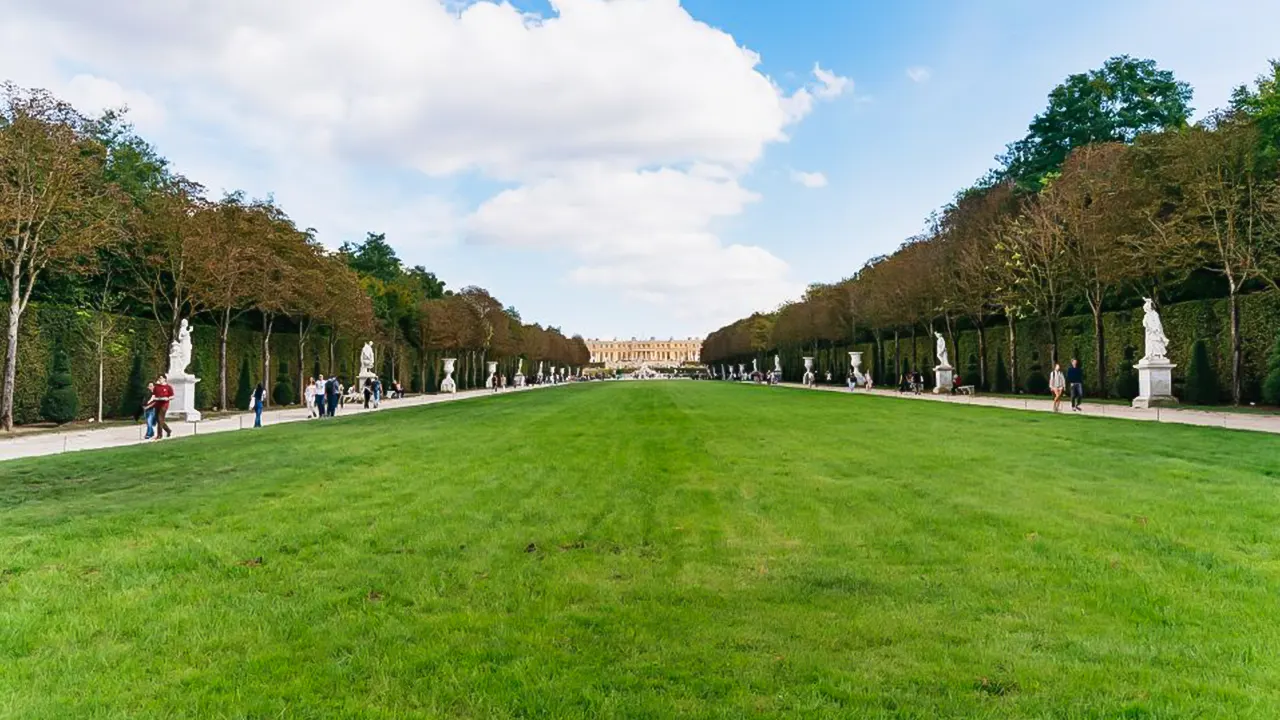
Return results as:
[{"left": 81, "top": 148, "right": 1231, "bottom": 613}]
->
[{"left": 3, "top": 382, "right": 1280, "bottom": 718}]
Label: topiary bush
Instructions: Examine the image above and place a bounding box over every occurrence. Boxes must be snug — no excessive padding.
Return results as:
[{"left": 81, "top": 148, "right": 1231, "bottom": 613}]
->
[
  {"left": 1262, "top": 335, "right": 1280, "bottom": 406},
  {"left": 235, "top": 356, "right": 253, "bottom": 410},
  {"left": 120, "top": 350, "right": 148, "bottom": 419},
  {"left": 994, "top": 355, "right": 1010, "bottom": 393},
  {"left": 1113, "top": 347, "right": 1139, "bottom": 400},
  {"left": 190, "top": 353, "right": 207, "bottom": 409},
  {"left": 965, "top": 353, "right": 979, "bottom": 389},
  {"left": 40, "top": 343, "right": 79, "bottom": 424},
  {"left": 1025, "top": 366, "right": 1049, "bottom": 395},
  {"left": 273, "top": 359, "right": 293, "bottom": 406},
  {"left": 1184, "top": 339, "right": 1220, "bottom": 404}
]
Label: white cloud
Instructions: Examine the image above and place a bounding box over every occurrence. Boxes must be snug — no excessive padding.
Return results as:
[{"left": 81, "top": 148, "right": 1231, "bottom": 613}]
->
[
  {"left": 906, "top": 66, "right": 932, "bottom": 83},
  {"left": 3, "top": 0, "right": 845, "bottom": 332},
  {"left": 790, "top": 170, "right": 828, "bottom": 188}
]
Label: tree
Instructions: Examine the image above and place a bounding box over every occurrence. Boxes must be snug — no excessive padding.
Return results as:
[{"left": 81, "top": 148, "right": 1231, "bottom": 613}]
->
[
  {"left": 272, "top": 359, "right": 293, "bottom": 406},
  {"left": 1001, "top": 56, "right": 1193, "bottom": 189},
  {"left": 235, "top": 356, "right": 252, "bottom": 411},
  {"left": 129, "top": 176, "right": 209, "bottom": 342},
  {"left": 341, "top": 232, "right": 402, "bottom": 283},
  {"left": 1262, "top": 335, "right": 1280, "bottom": 406},
  {"left": 1, "top": 84, "right": 124, "bottom": 430},
  {"left": 1231, "top": 59, "right": 1280, "bottom": 164},
  {"left": 1184, "top": 339, "right": 1219, "bottom": 405},
  {"left": 40, "top": 341, "right": 78, "bottom": 423},
  {"left": 1144, "top": 116, "right": 1279, "bottom": 404},
  {"left": 119, "top": 349, "right": 147, "bottom": 418}
]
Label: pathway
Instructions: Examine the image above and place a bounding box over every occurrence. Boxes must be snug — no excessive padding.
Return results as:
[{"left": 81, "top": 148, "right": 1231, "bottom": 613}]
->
[
  {"left": 778, "top": 382, "right": 1280, "bottom": 435},
  {"left": 0, "top": 385, "right": 558, "bottom": 463}
]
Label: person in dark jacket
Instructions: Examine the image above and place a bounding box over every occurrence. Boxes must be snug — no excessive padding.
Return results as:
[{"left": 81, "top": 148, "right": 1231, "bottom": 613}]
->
[
  {"left": 252, "top": 382, "right": 266, "bottom": 427},
  {"left": 325, "top": 377, "right": 339, "bottom": 417},
  {"left": 1066, "top": 358, "right": 1085, "bottom": 411}
]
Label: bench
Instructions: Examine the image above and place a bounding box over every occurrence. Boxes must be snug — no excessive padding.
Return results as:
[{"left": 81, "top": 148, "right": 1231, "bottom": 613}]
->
[{"left": 956, "top": 385, "right": 976, "bottom": 396}]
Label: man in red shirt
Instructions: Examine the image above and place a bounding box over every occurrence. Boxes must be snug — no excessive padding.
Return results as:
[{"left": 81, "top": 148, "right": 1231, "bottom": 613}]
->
[{"left": 151, "top": 374, "right": 174, "bottom": 440}]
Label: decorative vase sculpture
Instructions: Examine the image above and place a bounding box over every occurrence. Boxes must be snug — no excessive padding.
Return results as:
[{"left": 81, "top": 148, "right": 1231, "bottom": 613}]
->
[
  {"left": 441, "top": 358, "right": 457, "bottom": 393},
  {"left": 486, "top": 361, "right": 498, "bottom": 388},
  {"left": 802, "top": 356, "right": 815, "bottom": 387},
  {"left": 1133, "top": 297, "right": 1178, "bottom": 408},
  {"left": 849, "top": 351, "right": 866, "bottom": 387}
]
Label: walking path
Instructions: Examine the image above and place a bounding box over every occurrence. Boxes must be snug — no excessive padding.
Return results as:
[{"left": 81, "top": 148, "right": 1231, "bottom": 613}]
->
[
  {"left": 779, "top": 382, "right": 1280, "bottom": 435},
  {"left": 0, "top": 385, "right": 558, "bottom": 463}
]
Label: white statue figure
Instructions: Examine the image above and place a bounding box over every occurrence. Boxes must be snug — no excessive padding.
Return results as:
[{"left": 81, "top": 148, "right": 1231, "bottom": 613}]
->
[
  {"left": 752, "top": 358, "right": 759, "bottom": 375},
  {"left": 774, "top": 355, "right": 782, "bottom": 374},
  {"left": 517, "top": 358, "right": 524, "bottom": 375},
  {"left": 1141, "top": 297, "right": 1169, "bottom": 361},
  {"left": 441, "top": 358, "right": 457, "bottom": 393},
  {"left": 486, "top": 361, "right": 498, "bottom": 388},
  {"left": 167, "top": 319, "right": 193, "bottom": 377},
  {"left": 934, "top": 332, "right": 950, "bottom": 368},
  {"left": 359, "top": 341, "right": 375, "bottom": 376}
]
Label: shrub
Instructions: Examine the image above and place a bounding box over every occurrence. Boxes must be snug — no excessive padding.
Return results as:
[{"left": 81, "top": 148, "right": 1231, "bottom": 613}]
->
[
  {"left": 1183, "top": 339, "right": 1219, "bottom": 405},
  {"left": 1113, "top": 347, "right": 1139, "bottom": 399},
  {"left": 120, "top": 351, "right": 148, "bottom": 419},
  {"left": 994, "top": 355, "right": 1010, "bottom": 393},
  {"left": 1025, "top": 366, "right": 1049, "bottom": 395},
  {"left": 273, "top": 359, "right": 294, "bottom": 406},
  {"left": 190, "top": 353, "right": 207, "bottom": 409},
  {"left": 1262, "top": 335, "right": 1280, "bottom": 406},
  {"left": 40, "top": 343, "right": 79, "bottom": 424},
  {"left": 235, "top": 356, "right": 253, "bottom": 410}
]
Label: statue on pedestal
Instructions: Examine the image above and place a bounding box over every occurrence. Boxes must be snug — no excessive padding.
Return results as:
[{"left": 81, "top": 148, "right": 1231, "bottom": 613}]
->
[
  {"left": 441, "top": 358, "right": 457, "bottom": 393},
  {"left": 934, "top": 332, "right": 950, "bottom": 368},
  {"left": 165, "top": 318, "right": 201, "bottom": 421},
  {"left": 167, "top": 319, "right": 193, "bottom": 378},
  {"left": 1141, "top": 298, "right": 1169, "bottom": 361}
]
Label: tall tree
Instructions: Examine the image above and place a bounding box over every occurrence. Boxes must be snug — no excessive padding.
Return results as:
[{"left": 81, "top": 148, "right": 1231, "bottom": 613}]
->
[
  {"left": 1000, "top": 56, "right": 1193, "bottom": 189},
  {"left": 0, "top": 84, "right": 124, "bottom": 430}
]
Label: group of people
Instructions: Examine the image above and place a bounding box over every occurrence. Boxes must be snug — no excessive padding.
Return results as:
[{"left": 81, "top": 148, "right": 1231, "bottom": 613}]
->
[
  {"left": 898, "top": 370, "right": 926, "bottom": 394},
  {"left": 1049, "top": 359, "right": 1086, "bottom": 412},
  {"left": 304, "top": 375, "right": 349, "bottom": 418},
  {"left": 137, "top": 374, "right": 175, "bottom": 440}
]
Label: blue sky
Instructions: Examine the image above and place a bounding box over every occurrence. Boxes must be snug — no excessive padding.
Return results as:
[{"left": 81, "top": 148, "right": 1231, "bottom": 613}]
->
[{"left": 5, "top": 0, "right": 1279, "bottom": 339}]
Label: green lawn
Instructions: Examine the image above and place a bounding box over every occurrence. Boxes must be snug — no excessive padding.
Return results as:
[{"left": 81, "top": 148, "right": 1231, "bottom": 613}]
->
[{"left": 3, "top": 382, "right": 1280, "bottom": 719}]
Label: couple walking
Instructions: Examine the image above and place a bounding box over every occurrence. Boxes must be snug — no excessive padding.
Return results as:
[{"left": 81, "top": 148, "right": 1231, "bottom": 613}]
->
[
  {"left": 1050, "top": 359, "right": 1085, "bottom": 412},
  {"left": 141, "top": 374, "right": 174, "bottom": 440}
]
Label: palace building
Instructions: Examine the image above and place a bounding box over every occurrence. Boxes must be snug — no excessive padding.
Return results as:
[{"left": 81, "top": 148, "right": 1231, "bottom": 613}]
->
[{"left": 586, "top": 337, "right": 703, "bottom": 368}]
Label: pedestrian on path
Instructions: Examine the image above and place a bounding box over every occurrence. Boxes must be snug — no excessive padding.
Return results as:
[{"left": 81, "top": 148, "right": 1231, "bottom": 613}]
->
[
  {"left": 152, "top": 375, "right": 174, "bottom": 440},
  {"left": 1066, "top": 358, "right": 1085, "bottom": 412},
  {"left": 142, "top": 382, "right": 158, "bottom": 439},
  {"left": 305, "top": 377, "right": 317, "bottom": 418},
  {"left": 1050, "top": 363, "right": 1066, "bottom": 412},
  {"left": 325, "top": 376, "right": 339, "bottom": 417},
  {"left": 252, "top": 383, "right": 266, "bottom": 427},
  {"left": 315, "top": 376, "right": 327, "bottom": 417}
]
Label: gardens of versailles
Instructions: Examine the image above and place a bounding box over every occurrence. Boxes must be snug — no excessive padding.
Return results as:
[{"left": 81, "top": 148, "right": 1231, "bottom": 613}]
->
[{"left": 5, "top": 56, "right": 1280, "bottom": 720}]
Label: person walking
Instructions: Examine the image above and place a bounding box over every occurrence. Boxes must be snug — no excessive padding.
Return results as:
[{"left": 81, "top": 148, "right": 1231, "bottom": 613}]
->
[
  {"left": 373, "top": 378, "right": 382, "bottom": 407},
  {"left": 305, "top": 377, "right": 317, "bottom": 418},
  {"left": 142, "top": 381, "right": 158, "bottom": 439},
  {"left": 315, "top": 376, "right": 327, "bottom": 417},
  {"left": 252, "top": 382, "right": 266, "bottom": 427},
  {"left": 325, "top": 376, "right": 339, "bottom": 417},
  {"left": 152, "top": 374, "right": 174, "bottom": 440},
  {"left": 1066, "top": 358, "right": 1085, "bottom": 412},
  {"left": 1049, "top": 363, "right": 1066, "bottom": 412},
  {"left": 363, "top": 378, "right": 373, "bottom": 409}
]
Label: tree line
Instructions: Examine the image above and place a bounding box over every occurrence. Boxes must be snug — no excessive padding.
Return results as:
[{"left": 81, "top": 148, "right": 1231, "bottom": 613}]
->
[
  {"left": 1, "top": 83, "right": 588, "bottom": 430},
  {"left": 703, "top": 56, "right": 1280, "bottom": 405}
]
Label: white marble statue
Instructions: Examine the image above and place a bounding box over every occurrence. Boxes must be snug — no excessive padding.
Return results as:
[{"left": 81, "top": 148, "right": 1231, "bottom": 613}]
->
[
  {"left": 167, "top": 319, "right": 193, "bottom": 377},
  {"left": 486, "top": 361, "right": 498, "bottom": 388},
  {"left": 1141, "top": 297, "right": 1169, "bottom": 361},
  {"left": 934, "top": 332, "right": 950, "bottom": 368},
  {"left": 774, "top": 355, "right": 782, "bottom": 374}
]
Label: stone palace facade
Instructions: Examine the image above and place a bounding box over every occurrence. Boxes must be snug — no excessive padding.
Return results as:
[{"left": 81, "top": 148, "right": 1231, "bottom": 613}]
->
[{"left": 586, "top": 337, "right": 702, "bottom": 368}]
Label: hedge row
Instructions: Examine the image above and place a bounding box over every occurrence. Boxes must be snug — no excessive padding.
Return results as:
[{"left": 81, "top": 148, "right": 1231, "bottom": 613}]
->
[{"left": 716, "top": 291, "right": 1280, "bottom": 404}]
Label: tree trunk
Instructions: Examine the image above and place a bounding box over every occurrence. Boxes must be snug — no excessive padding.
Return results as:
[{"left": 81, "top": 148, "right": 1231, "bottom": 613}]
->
[
  {"left": 1092, "top": 304, "right": 1106, "bottom": 397},
  {"left": 328, "top": 334, "right": 337, "bottom": 376},
  {"left": 976, "top": 322, "right": 988, "bottom": 391},
  {"left": 1230, "top": 289, "right": 1242, "bottom": 405},
  {"left": 893, "top": 329, "right": 900, "bottom": 381},
  {"left": 218, "top": 313, "right": 230, "bottom": 411},
  {"left": 262, "top": 315, "right": 274, "bottom": 407},
  {"left": 2, "top": 287, "right": 23, "bottom": 432},
  {"left": 97, "top": 339, "right": 105, "bottom": 423},
  {"left": 1007, "top": 312, "right": 1019, "bottom": 393},
  {"left": 944, "top": 313, "right": 957, "bottom": 372}
]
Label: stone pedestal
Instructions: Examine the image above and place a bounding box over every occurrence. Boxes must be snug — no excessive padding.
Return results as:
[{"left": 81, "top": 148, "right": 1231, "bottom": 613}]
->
[
  {"left": 514, "top": 373, "right": 525, "bottom": 387},
  {"left": 1132, "top": 359, "right": 1178, "bottom": 408},
  {"left": 933, "top": 364, "right": 954, "bottom": 394},
  {"left": 168, "top": 374, "right": 202, "bottom": 422},
  {"left": 486, "top": 361, "right": 498, "bottom": 388}
]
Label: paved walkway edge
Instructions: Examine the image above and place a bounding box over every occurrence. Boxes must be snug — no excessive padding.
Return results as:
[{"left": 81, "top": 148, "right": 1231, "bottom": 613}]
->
[{"left": 0, "top": 385, "right": 563, "bottom": 463}]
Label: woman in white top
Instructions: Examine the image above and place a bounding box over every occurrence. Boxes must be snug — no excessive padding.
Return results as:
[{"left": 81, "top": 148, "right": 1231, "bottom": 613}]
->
[
  {"left": 1049, "top": 363, "right": 1066, "bottom": 413},
  {"left": 305, "top": 377, "right": 317, "bottom": 417}
]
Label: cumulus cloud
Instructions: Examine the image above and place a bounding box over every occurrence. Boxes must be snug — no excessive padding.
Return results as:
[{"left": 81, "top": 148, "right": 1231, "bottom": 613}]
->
[
  {"left": 3, "top": 0, "right": 847, "bottom": 333},
  {"left": 906, "top": 66, "right": 932, "bottom": 83},
  {"left": 790, "top": 170, "right": 828, "bottom": 188}
]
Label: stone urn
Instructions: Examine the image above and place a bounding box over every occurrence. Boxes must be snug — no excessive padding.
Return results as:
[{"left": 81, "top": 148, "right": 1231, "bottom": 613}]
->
[
  {"left": 849, "top": 351, "right": 866, "bottom": 387},
  {"left": 441, "top": 358, "right": 457, "bottom": 394},
  {"left": 803, "top": 356, "right": 815, "bottom": 386},
  {"left": 486, "top": 361, "right": 498, "bottom": 388}
]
